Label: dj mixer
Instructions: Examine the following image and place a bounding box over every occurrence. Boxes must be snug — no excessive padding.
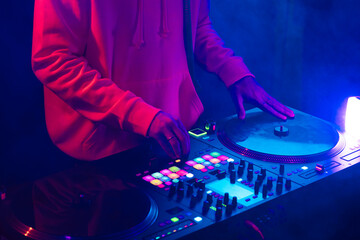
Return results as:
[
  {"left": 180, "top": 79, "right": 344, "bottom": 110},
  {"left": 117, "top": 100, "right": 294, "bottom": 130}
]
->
[{"left": 1, "top": 107, "right": 360, "bottom": 240}]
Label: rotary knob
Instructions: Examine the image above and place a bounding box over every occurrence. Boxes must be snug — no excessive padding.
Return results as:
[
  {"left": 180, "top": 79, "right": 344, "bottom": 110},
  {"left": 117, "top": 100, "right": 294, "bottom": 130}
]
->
[
  {"left": 206, "top": 193, "right": 213, "bottom": 204},
  {"left": 202, "top": 200, "right": 211, "bottom": 215},
  {"left": 215, "top": 206, "right": 223, "bottom": 221},
  {"left": 285, "top": 178, "right": 292, "bottom": 191},
  {"left": 267, "top": 177, "right": 273, "bottom": 190},
  {"left": 196, "top": 188, "right": 204, "bottom": 200},
  {"left": 186, "top": 184, "right": 194, "bottom": 197},
  {"left": 262, "top": 184, "right": 268, "bottom": 199},
  {"left": 247, "top": 169, "right": 254, "bottom": 181},
  {"left": 190, "top": 194, "right": 197, "bottom": 208},
  {"left": 228, "top": 161, "right": 235, "bottom": 171},
  {"left": 230, "top": 169, "right": 236, "bottom": 184},
  {"left": 238, "top": 163, "right": 245, "bottom": 177},
  {"left": 226, "top": 204, "right": 233, "bottom": 216},
  {"left": 276, "top": 181, "right": 283, "bottom": 195},
  {"left": 224, "top": 193, "right": 230, "bottom": 205},
  {"left": 232, "top": 196, "right": 238, "bottom": 209}
]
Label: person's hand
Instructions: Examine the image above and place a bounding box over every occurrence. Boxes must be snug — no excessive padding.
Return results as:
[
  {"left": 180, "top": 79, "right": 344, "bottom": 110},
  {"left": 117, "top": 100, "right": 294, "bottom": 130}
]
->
[
  {"left": 147, "top": 111, "right": 190, "bottom": 159},
  {"left": 229, "top": 76, "right": 295, "bottom": 120}
]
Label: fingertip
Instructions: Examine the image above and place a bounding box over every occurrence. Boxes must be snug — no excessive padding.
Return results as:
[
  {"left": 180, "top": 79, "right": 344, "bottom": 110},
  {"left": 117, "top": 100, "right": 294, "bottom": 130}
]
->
[
  {"left": 238, "top": 114, "right": 245, "bottom": 120},
  {"left": 238, "top": 111, "right": 246, "bottom": 120}
]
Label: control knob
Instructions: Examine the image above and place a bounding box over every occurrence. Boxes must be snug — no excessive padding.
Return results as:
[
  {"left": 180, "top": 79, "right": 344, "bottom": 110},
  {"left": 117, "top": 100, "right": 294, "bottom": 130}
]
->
[
  {"left": 285, "top": 178, "right": 292, "bottom": 191},
  {"left": 202, "top": 200, "right": 210, "bottom": 215}
]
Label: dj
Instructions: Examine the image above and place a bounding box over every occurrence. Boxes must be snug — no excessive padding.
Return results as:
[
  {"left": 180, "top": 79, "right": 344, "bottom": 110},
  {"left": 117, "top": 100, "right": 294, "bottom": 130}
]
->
[{"left": 32, "top": 0, "right": 294, "bottom": 162}]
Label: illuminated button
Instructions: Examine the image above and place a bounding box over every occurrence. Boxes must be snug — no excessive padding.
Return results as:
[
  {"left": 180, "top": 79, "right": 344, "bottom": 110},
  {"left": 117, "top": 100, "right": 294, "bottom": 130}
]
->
[
  {"left": 186, "top": 173, "right": 194, "bottom": 178},
  {"left": 217, "top": 155, "right": 229, "bottom": 161},
  {"left": 161, "top": 176, "right": 170, "bottom": 182},
  {"left": 165, "top": 181, "right": 172, "bottom": 186},
  {"left": 160, "top": 169, "right": 172, "bottom": 176},
  {"left": 202, "top": 155, "right": 213, "bottom": 160},
  {"left": 201, "top": 168, "right": 208, "bottom": 173},
  {"left": 168, "top": 173, "right": 180, "bottom": 179},
  {"left": 214, "top": 163, "right": 221, "bottom": 167},
  {"left": 301, "top": 166, "right": 308, "bottom": 170},
  {"left": 210, "top": 152, "right": 221, "bottom": 157},
  {"left": 193, "top": 164, "right": 205, "bottom": 170},
  {"left": 194, "top": 157, "right": 205, "bottom": 163},
  {"left": 185, "top": 160, "right": 197, "bottom": 166},
  {"left": 209, "top": 158, "right": 221, "bottom": 164},
  {"left": 227, "top": 158, "right": 235, "bottom": 162},
  {"left": 151, "top": 172, "right": 163, "bottom": 179},
  {"left": 169, "top": 166, "right": 180, "bottom": 172},
  {"left": 208, "top": 166, "right": 215, "bottom": 170},
  {"left": 172, "top": 179, "right": 179, "bottom": 183},
  {"left": 203, "top": 161, "right": 212, "bottom": 166},
  {"left": 171, "top": 217, "right": 179, "bottom": 223},
  {"left": 176, "top": 170, "right": 188, "bottom": 176},
  {"left": 142, "top": 175, "right": 155, "bottom": 182},
  {"left": 150, "top": 179, "right": 163, "bottom": 186},
  {"left": 158, "top": 184, "right": 165, "bottom": 188},
  {"left": 194, "top": 216, "right": 203, "bottom": 222},
  {"left": 315, "top": 164, "right": 325, "bottom": 174}
]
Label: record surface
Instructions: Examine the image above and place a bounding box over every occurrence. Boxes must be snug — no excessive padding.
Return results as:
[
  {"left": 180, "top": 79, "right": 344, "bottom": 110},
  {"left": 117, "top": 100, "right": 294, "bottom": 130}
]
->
[
  {"left": 218, "top": 108, "right": 345, "bottom": 163},
  {"left": 3, "top": 166, "right": 158, "bottom": 240}
]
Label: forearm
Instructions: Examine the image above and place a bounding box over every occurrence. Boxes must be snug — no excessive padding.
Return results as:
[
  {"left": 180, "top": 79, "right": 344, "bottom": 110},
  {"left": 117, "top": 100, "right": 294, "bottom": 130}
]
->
[
  {"left": 194, "top": 0, "right": 255, "bottom": 87},
  {"left": 32, "top": 0, "right": 160, "bottom": 136}
]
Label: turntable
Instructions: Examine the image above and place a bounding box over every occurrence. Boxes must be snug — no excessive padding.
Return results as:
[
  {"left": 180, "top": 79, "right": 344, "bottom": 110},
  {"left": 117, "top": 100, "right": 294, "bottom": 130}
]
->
[
  {"left": 1, "top": 107, "right": 360, "bottom": 240},
  {"left": 217, "top": 108, "right": 345, "bottom": 163}
]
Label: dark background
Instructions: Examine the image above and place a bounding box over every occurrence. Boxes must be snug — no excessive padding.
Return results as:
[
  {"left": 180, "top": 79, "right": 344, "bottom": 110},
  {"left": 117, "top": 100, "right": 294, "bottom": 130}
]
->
[{"left": 0, "top": 0, "right": 359, "bottom": 184}]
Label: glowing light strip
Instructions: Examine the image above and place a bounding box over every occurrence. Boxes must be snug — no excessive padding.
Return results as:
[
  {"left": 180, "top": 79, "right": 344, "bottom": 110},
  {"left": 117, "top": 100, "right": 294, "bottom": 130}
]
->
[{"left": 346, "top": 97, "right": 360, "bottom": 138}]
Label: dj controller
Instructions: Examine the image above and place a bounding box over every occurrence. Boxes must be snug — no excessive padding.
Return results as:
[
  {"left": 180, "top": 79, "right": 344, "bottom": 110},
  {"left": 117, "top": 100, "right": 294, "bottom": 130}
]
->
[{"left": 1, "top": 107, "right": 360, "bottom": 240}]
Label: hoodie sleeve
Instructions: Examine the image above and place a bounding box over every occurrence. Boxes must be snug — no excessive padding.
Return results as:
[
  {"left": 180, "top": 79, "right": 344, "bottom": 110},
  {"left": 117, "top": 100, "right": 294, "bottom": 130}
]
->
[
  {"left": 194, "top": 0, "right": 255, "bottom": 87},
  {"left": 31, "top": 0, "right": 160, "bottom": 136}
]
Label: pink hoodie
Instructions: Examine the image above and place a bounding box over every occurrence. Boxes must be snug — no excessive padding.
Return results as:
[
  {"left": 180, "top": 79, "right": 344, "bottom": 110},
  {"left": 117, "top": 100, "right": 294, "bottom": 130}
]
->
[{"left": 32, "top": 0, "right": 254, "bottom": 160}]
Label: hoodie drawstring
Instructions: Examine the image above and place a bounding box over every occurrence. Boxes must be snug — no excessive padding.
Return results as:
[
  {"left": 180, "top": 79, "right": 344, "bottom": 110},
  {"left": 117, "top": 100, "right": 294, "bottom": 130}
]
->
[
  {"left": 132, "top": 0, "right": 145, "bottom": 49},
  {"left": 133, "top": 0, "right": 170, "bottom": 49},
  {"left": 159, "top": 0, "right": 170, "bottom": 38}
]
